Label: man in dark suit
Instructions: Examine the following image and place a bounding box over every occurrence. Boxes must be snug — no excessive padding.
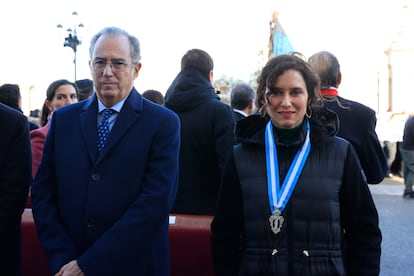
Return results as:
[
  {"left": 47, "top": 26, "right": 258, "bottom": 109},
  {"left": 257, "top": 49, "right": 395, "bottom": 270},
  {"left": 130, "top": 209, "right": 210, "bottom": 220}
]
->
[
  {"left": 0, "top": 83, "right": 39, "bottom": 131},
  {"left": 32, "top": 27, "right": 180, "bottom": 276},
  {"left": 308, "top": 51, "right": 388, "bottom": 184},
  {"left": 75, "top": 78, "right": 94, "bottom": 101},
  {"left": 230, "top": 83, "right": 256, "bottom": 121},
  {"left": 0, "top": 103, "right": 31, "bottom": 275},
  {"left": 165, "top": 49, "right": 235, "bottom": 215}
]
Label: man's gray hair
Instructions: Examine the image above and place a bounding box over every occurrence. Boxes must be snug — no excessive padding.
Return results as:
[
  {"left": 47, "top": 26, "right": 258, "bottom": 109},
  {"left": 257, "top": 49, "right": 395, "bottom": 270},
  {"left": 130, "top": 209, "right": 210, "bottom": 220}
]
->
[{"left": 89, "top": 27, "right": 141, "bottom": 64}]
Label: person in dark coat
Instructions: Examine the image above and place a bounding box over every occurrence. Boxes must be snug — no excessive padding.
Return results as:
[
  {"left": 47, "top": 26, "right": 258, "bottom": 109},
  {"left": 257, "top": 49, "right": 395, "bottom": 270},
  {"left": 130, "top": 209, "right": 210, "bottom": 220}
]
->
[
  {"left": 142, "top": 89, "right": 164, "bottom": 105},
  {"left": 31, "top": 27, "right": 180, "bottom": 276},
  {"left": 75, "top": 78, "right": 94, "bottom": 101},
  {"left": 0, "top": 83, "right": 39, "bottom": 131},
  {"left": 308, "top": 50, "right": 388, "bottom": 184},
  {"left": 0, "top": 103, "right": 32, "bottom": 275},
  {"left": 165, "top": 48, "right": 235, "bottom": 215},
  {"left": 211, "top": 54, "right": 381, "bottom": 275},
  {"left": 230, "top": 83, "right": 256, "bottom": 121},
  {"left": 400, "top": 115, "right": 414, "bottom": 198}
]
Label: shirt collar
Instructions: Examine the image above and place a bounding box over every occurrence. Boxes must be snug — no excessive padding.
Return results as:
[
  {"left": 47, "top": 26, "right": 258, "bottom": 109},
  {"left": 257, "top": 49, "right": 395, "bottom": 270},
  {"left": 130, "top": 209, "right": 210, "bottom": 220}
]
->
[
  {"left": 97, "top": 97, "right": 127, "bottom": 113},
  {"left": 233, "top": 108, "right": 248, "bottom": 117}
]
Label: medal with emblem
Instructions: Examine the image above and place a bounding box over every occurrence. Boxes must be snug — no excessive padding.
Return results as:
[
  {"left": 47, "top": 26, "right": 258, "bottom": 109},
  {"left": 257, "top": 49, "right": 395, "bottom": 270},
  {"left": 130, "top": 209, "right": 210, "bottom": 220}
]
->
[{"left": 269, "top": 209, "right": 284, "bottom": 235}]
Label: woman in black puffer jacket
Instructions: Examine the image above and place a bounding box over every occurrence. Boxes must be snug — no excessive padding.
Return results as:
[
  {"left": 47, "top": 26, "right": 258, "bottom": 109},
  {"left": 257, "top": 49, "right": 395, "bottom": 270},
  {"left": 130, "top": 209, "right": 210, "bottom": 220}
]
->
[{"left": 211, "top": 54, "right": 381, "bottom": 276}]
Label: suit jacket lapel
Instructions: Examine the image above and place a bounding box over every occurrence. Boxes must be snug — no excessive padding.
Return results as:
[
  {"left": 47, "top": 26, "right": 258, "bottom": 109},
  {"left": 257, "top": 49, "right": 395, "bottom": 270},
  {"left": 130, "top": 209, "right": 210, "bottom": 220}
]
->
[
  {"left": 97, "top": 89, "right": 143, "bottom": 160},
  {"left": 80, "top": 95, "right": 99, "bottom": 163}
]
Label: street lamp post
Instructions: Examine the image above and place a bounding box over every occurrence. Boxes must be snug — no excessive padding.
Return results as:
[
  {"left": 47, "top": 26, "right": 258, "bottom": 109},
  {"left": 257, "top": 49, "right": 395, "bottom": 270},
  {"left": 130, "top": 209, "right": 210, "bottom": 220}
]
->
[
  {"left": 57, "top": 11, "right": 84, "bottom": 81},
  {"left": 384, "top": 46, "right": 393, "bottom": 112}
]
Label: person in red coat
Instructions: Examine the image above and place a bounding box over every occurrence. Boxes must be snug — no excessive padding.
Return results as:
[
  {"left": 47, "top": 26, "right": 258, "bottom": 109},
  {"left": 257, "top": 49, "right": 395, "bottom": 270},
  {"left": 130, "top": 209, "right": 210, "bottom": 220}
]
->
[
  {"left": 30, "top": 79, "right": 78, "bottom": 179},
  {"left": 27, "top": 80, "right": 78, "bottom": 208}
]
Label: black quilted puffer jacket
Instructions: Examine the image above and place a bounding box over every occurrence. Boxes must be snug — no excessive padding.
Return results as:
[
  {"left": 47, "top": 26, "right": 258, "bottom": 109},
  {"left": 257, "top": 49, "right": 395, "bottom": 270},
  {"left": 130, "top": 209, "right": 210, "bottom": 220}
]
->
[{"left": 212, "top": 108, "right": 381, "bottom": 276}]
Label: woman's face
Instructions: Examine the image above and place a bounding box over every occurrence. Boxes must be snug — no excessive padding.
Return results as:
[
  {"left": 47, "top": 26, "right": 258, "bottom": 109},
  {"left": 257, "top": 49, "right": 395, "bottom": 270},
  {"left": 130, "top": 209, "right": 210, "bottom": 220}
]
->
[
  {"left": 266, "top": 69, "right": 309, "bottom": 129},
  {"left": 46, "top": 84, "right": 78, "bottom": 112}
]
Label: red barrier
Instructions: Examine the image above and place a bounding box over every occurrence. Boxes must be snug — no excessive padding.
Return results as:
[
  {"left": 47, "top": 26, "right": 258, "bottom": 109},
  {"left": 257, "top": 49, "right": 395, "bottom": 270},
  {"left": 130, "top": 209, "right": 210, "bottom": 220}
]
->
[
  {"left": 21, "top": 209, "right": 50, "bottom": 276},
  {"left": 169, "top": 214, "right": 214, "bottom": 276},
  {"left": 21, "top": 210, "right": 214, "bottom": 276}
]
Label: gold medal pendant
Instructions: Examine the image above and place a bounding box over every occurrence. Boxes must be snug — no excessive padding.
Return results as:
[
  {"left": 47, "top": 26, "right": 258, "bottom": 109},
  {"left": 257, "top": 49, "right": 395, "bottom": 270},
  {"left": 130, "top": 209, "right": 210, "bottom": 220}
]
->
[{"left": 269, "top": 209, "right": 284, "bottom": 235}]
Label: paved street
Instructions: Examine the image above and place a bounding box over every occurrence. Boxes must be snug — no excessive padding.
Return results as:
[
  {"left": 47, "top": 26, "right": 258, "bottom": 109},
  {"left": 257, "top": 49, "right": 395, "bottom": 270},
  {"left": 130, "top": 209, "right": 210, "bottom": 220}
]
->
[{"left": 368, "top": 176, "right": 413, "bottom": 276}]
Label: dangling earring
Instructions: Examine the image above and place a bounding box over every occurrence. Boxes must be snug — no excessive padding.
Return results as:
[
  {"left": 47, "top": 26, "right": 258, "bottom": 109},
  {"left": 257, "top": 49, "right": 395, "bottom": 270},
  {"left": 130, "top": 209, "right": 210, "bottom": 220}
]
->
[{"left": 305, "top": 105, "right": 312, "bottom": 118}]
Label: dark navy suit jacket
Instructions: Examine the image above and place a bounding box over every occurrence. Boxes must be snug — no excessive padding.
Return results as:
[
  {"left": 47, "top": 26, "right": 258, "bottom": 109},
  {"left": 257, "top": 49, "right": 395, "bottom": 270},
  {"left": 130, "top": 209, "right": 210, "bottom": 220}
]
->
[
  {"left": 0, "top": 103, "right": 31, "bottom": 275},
  {"left": 32, "top": 89, "right": 180, "bottom": 275},
  {"left": 325, "top": 96, "right": 387, "bottom": 184},
  {"left": 232, "top": 110, "right": 246, "bottom": 122}
]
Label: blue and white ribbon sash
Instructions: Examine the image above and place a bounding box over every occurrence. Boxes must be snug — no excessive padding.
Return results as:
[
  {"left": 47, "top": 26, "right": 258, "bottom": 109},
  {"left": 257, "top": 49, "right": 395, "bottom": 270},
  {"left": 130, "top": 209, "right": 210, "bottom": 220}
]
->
[{"left": 265, "top": 120, "right": 311, "bottom": 213}]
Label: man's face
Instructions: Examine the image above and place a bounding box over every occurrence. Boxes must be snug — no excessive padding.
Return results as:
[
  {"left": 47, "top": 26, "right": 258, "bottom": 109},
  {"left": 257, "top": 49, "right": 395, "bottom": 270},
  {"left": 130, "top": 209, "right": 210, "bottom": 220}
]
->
[{"left": 90, "top": 34, "right": 141, "bottom": 107}]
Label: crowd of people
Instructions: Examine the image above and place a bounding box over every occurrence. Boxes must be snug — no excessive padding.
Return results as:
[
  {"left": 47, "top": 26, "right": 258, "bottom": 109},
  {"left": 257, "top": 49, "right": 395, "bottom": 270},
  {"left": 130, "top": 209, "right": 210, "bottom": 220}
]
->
[{"left": 0, "top": 26, "right": 412, "bottom": 275}]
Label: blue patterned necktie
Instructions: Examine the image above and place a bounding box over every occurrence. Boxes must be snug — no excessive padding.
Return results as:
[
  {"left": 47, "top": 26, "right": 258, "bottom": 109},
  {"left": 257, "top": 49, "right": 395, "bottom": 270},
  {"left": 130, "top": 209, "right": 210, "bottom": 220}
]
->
[{"left": 97, "top": 109, "right": 114, "bottom": 152}]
